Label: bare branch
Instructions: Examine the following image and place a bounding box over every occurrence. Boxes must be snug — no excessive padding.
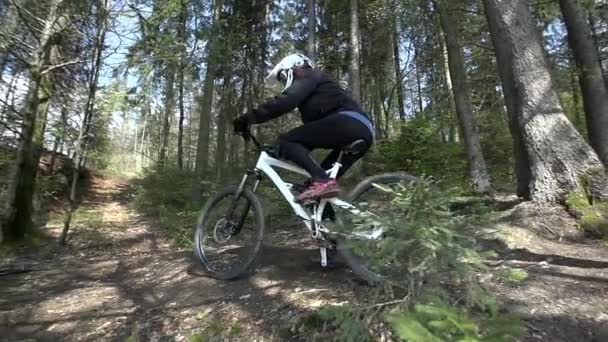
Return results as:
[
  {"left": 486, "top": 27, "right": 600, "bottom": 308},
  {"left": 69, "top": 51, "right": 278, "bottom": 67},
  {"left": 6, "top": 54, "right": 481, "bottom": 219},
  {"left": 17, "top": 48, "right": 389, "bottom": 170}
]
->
[
  {"left": 0, "top": 97, "right": 24, "bottom": 118},
  {"left": 0, "top": 32, "right": 37, "bottom": 53},
  {"left": 0, "top": 119, "right": 23, "bottom": 138},
  {"left": 10, "top": 0, "right": 44, "bottom": 44},
  {"left": 41, "top": 59, "right": 86, "bottom": 75},
  {"left": 9, "top": 0, "right": 47, "bottom": 26}
]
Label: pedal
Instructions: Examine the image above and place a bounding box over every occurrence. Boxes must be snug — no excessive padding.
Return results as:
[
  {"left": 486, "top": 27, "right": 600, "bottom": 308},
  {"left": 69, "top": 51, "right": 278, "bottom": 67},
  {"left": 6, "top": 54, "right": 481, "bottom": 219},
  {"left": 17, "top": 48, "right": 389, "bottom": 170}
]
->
[{"left": 320, "top": 247, "right": 327, "bottom": 267}]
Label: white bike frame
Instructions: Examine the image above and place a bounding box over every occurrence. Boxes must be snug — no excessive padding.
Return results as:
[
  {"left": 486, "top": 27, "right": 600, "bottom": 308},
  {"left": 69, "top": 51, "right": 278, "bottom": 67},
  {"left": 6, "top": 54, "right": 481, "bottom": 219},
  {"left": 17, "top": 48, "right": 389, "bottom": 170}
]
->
[{"left": 249, "top": 151, "right": 382, "bottom": 241}]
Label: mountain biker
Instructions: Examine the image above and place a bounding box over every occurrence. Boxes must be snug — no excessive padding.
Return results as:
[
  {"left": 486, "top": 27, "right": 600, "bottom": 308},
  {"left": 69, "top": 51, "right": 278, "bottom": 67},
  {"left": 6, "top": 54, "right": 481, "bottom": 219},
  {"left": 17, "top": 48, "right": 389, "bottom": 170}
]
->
[{"left": 233, "top": 53, "right": 374, "bottom": 203}]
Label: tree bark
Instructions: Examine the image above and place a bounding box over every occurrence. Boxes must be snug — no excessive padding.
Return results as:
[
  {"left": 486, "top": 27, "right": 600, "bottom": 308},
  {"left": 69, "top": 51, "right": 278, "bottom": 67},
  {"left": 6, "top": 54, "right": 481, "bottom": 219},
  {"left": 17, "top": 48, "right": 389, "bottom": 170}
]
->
[
  {"left": 438, "top": 0, "right": 493, "bottom": 193},
  {"left": 483, "top": 0, "right": 604, "bottom": 203},
  {"left": 349, "top": 0, "right": 362, "bottom": 104},
  {"left": 587, "top": 12, "right": 607, "bottom": 83},
  {"left": 139, "top": 97, "right": 149, "bottom": 171},
  {"left": 176, "top": 0, "right": 187, "bottom": 170},
  {"left": 558, "top": 0, "right": 608, "bottom": 166},
  {"left": 414, "top": 45, "right": 424, "bottom": 115},
  {"left": 2, "top": 0, "right": 62, "bottom": 241},
  {"left": 215, "top": 79, "right": 233, "bottom": 181},
  {"left": 570, "top": 64, "right": 583, "bottom": 129},
  {"left": 307, "top": 0, "right": 316, "bottom": 62},
  {"left": 195, "top": 0, "right": 222, "bottom": 178},
  {"left": 159, "top": 65, "right": 176, "bottom": 167},
  {"left": 392, "top": 20, "right": 406, "bottom": 120}
]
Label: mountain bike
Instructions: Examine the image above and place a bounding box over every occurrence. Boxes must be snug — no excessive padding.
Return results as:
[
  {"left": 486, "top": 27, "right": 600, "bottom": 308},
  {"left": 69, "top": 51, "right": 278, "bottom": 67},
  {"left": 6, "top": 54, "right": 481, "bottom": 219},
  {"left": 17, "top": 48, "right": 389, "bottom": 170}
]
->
[{"left": 193, "top": 130, "right": 420, "bottom": 285}]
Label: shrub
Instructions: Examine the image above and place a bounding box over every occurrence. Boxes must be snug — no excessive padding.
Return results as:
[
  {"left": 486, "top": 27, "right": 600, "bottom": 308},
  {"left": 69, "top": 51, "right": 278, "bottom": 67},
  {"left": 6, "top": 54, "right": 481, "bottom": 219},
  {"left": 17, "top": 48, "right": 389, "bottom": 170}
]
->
[
  {"left": 298, "top": 179, "right": 522, "bottom": 341},
  {"left": 130, "top": 166, "right": 205, "bottom": 246},
  {"left": 131, "top": 166, "right": 203, "bottom": 213},
  {"left": 387, "top": 299, "right": 522, "bottom": 342},
  {"left": 365, "top": 119, "right": 468, "bottom": 189}
]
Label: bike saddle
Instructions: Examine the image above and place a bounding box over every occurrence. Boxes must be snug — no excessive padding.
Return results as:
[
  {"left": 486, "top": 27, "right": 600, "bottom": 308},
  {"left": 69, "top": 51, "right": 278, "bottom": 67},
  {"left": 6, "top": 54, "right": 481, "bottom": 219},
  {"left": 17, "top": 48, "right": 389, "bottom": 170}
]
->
[{"left": 341, "top": 139, "right": 367, "bottom": 155}]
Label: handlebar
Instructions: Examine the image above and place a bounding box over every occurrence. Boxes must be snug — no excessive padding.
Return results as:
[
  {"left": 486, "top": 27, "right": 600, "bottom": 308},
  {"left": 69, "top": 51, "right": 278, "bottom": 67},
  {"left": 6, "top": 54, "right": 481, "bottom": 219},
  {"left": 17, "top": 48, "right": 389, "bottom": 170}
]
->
[
  {"left": 239, "top": 128, "right": 261, "bottom": 149},
  {"left": 238, "top": 129, "right": 279, "bottom": 158}
]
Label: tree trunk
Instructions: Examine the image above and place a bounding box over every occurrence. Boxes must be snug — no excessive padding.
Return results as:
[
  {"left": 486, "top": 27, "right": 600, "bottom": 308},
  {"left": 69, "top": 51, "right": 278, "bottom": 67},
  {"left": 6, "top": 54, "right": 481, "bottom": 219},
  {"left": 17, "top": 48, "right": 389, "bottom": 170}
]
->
[
  {"left": 349, "top": 0, "right": 362, "bottom": 104},
  {"left": 60, "top": 0, "right": 110, "bottom": 245},
  {"left": 2, "top": 0, "right": 61, "bottom": 241},
  {"left": 414, "top": 46, "right": 424, "bottom": 115},
  {"left": 307, "top": 0, "right": 316, "bottom": 62},
  {"left": 392, "top": 20, "right": 406, "bottom": 120},
  {"left": 438, "top": 0, "right": 493, "bottom": 193},
  {"left": 176, "top": 0, "right": 187, "bottom": 170},
  {"left": 139, "top": 99, "right": 149, "bottom": 171},
  {"left": 587, "top": 12, "right": 607, "bottom": 82},
  {"left": 215, "top": 80, "right": 233, "bottom": 181},
  {"left": 558, "top": 0, "right": 608, "bottom": 166},
  {"left": 570, "top": 64, "right": 583, "bottom": 130},
  {"left": 159, "top": 66, "right": 176, "bottom": 167},
  {"left": 483, "top": 3, "right": 530, "bottom": 198},
  {"left": 49, "top": 107, "right": 68, "bottom": 175},
  {"left": 195, "top": 0, "right": 222, "bottom": 179},
  {"left": 483, "top": 0, "right": 604, "bottom": 203}
]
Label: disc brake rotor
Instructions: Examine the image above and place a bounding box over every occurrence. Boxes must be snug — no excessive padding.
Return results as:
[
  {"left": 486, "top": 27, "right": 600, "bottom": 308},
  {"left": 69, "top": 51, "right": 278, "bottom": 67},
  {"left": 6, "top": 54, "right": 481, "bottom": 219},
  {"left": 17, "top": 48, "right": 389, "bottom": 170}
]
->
[{"left": 213, "top": 218, "right": 234, "bottom": 243}]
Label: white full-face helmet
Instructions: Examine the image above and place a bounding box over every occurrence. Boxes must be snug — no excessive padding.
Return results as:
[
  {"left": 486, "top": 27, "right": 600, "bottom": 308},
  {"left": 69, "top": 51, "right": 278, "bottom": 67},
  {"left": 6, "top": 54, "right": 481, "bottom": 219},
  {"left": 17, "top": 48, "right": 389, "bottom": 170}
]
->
[{"left": 265, "top": 53, "right": 314, "bottom": 91}]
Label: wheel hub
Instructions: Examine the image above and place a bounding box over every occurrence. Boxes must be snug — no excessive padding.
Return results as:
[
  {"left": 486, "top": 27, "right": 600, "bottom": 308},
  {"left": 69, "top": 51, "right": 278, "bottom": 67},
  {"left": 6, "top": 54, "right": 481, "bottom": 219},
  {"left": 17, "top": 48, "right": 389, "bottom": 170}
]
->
[{"left": 213, "top": 218, "right": 235, "bottom": 243}]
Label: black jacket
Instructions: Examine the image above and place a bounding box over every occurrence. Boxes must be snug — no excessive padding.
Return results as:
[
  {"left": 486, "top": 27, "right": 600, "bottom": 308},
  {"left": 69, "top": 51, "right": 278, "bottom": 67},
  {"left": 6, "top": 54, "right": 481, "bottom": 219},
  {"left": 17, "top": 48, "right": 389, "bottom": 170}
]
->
[{"left": 249, "top": 68, "right": 364, "bottom": 124}]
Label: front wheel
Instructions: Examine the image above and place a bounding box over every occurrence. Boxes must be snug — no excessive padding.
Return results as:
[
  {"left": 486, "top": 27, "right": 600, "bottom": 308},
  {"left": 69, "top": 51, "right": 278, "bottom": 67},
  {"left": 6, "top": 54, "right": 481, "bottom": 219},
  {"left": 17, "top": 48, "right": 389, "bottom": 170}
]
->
[
  {"left": 335, "top": 172, "right": 422, "bottom": 286},
  {"left": 193, "top": 186, "right": 265, "bottom": 280}
]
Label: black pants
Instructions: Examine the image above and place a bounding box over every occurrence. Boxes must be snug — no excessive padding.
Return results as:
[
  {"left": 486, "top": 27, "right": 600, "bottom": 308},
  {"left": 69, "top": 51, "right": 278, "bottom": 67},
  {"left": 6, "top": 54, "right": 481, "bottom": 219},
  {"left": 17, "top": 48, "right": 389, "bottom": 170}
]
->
[{"left": 277, "top": 113, "right": 373, "bottom": 180}]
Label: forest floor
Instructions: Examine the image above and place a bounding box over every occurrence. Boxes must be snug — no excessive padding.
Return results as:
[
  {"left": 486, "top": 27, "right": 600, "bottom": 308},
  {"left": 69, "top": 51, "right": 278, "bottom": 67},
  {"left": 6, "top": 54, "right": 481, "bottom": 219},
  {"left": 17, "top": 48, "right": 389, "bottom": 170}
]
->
[{"left": 1, "top": 174, "right": 608, "bottom": 341}]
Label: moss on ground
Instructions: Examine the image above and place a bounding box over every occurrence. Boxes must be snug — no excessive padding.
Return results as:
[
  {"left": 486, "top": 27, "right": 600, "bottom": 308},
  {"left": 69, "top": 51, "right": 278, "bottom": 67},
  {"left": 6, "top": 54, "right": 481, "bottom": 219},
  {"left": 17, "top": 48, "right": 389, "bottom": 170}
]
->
[{"left": 565, "top": 191, "right": 608, "bottom": 239}]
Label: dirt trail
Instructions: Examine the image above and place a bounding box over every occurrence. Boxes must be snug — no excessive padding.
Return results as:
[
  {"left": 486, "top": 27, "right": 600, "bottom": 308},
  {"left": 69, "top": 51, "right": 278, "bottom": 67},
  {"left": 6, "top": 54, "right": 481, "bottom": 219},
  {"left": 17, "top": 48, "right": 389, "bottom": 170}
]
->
[{"left": 1, "top": 175, "right": 608, "bottom": 341}]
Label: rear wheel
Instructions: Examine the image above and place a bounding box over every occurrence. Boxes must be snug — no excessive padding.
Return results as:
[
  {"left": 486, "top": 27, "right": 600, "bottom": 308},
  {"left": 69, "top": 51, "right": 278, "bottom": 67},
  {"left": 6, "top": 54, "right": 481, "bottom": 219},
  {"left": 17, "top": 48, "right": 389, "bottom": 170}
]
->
[
  {"left": 335, "top": 172, "right": 421, "bottom": 285},
  {"left": 193, "top": 186, "right": 265, "bottom": 280}
]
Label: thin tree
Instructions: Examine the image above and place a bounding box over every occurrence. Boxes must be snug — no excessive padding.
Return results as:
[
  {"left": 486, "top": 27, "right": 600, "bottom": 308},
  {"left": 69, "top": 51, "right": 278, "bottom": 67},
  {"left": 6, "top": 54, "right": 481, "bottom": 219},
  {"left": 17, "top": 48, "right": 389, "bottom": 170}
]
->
[
  {"left": 159, "top": 65, "right": 176, "bottom": 167},
  {"left": 558, "top": 0, "right": 608, "bottom": 166},
  {"left": 177, "top": 0, "right": 188, "bottom": 169},
  {"left": 483, "top": 0, "right": 604, "bottom": 203},
  {"left": 195, "top": 0, "right": 222, "bottom": 178},
  {"left": 60, "top": 0, "right": 111, "bottom": 244},
  {"left": 392, "top": 19, "right": 406, "bottom": 120},
  {"left": 437, "top": 0, "right": 493, "bottom": 193},
  {"left": 349, "top": 0, "right": 362, "bottom": 104},
  {"left": 307, "top": 0, "right": 316, "bottom": 62}
]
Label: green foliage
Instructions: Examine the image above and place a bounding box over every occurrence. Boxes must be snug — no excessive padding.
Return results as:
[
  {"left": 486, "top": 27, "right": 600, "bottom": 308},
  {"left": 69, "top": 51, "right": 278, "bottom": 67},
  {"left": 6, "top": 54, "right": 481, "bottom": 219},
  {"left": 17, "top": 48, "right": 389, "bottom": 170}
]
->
[
  {"left": 300, "top": 180, "right": 523, "bottom": 340},
  {"left": 565, "top": 191, "right": 608, "bottom": 239},
  {"left": 132, "top": 166, "right": 202, "bottom": 212},
  {"left": 387, "top": 300, "right": 522, "bottom": 342},
  {"left": 131, "top": 166, "right": 204, "bottom": 246},
  {"left": 289, "top": 305, "right": 373, "bottom": 342},
  {"left": 366, "top": 119, "right": 468, "bottom": 188},
  {"left": 496, "top": 268, "right": 528, "bottom": 284},
  {"left": 187, "top": 318, "right": 244, "bottom": 341},
  {"left": 337, "top": 178, "right": 493, "bottom": 295}
]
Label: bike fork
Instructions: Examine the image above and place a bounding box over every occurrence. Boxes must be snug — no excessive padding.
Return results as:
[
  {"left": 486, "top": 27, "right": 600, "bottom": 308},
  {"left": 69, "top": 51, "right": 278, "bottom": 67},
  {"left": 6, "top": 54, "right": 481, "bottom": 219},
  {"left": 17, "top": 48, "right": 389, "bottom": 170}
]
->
[
  {"left": 312, "top": 204, "right": 330, "bottom": 267},
  {"left": 236, "top": 169, "right": 262, "bottom": 197}
]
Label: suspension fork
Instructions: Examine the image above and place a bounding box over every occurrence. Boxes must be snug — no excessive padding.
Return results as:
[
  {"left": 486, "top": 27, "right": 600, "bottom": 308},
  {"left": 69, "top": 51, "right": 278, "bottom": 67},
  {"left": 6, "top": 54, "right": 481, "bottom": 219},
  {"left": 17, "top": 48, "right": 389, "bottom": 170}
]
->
[{"left": 227, "top": 169, "right": 262, "bottom": 234}]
